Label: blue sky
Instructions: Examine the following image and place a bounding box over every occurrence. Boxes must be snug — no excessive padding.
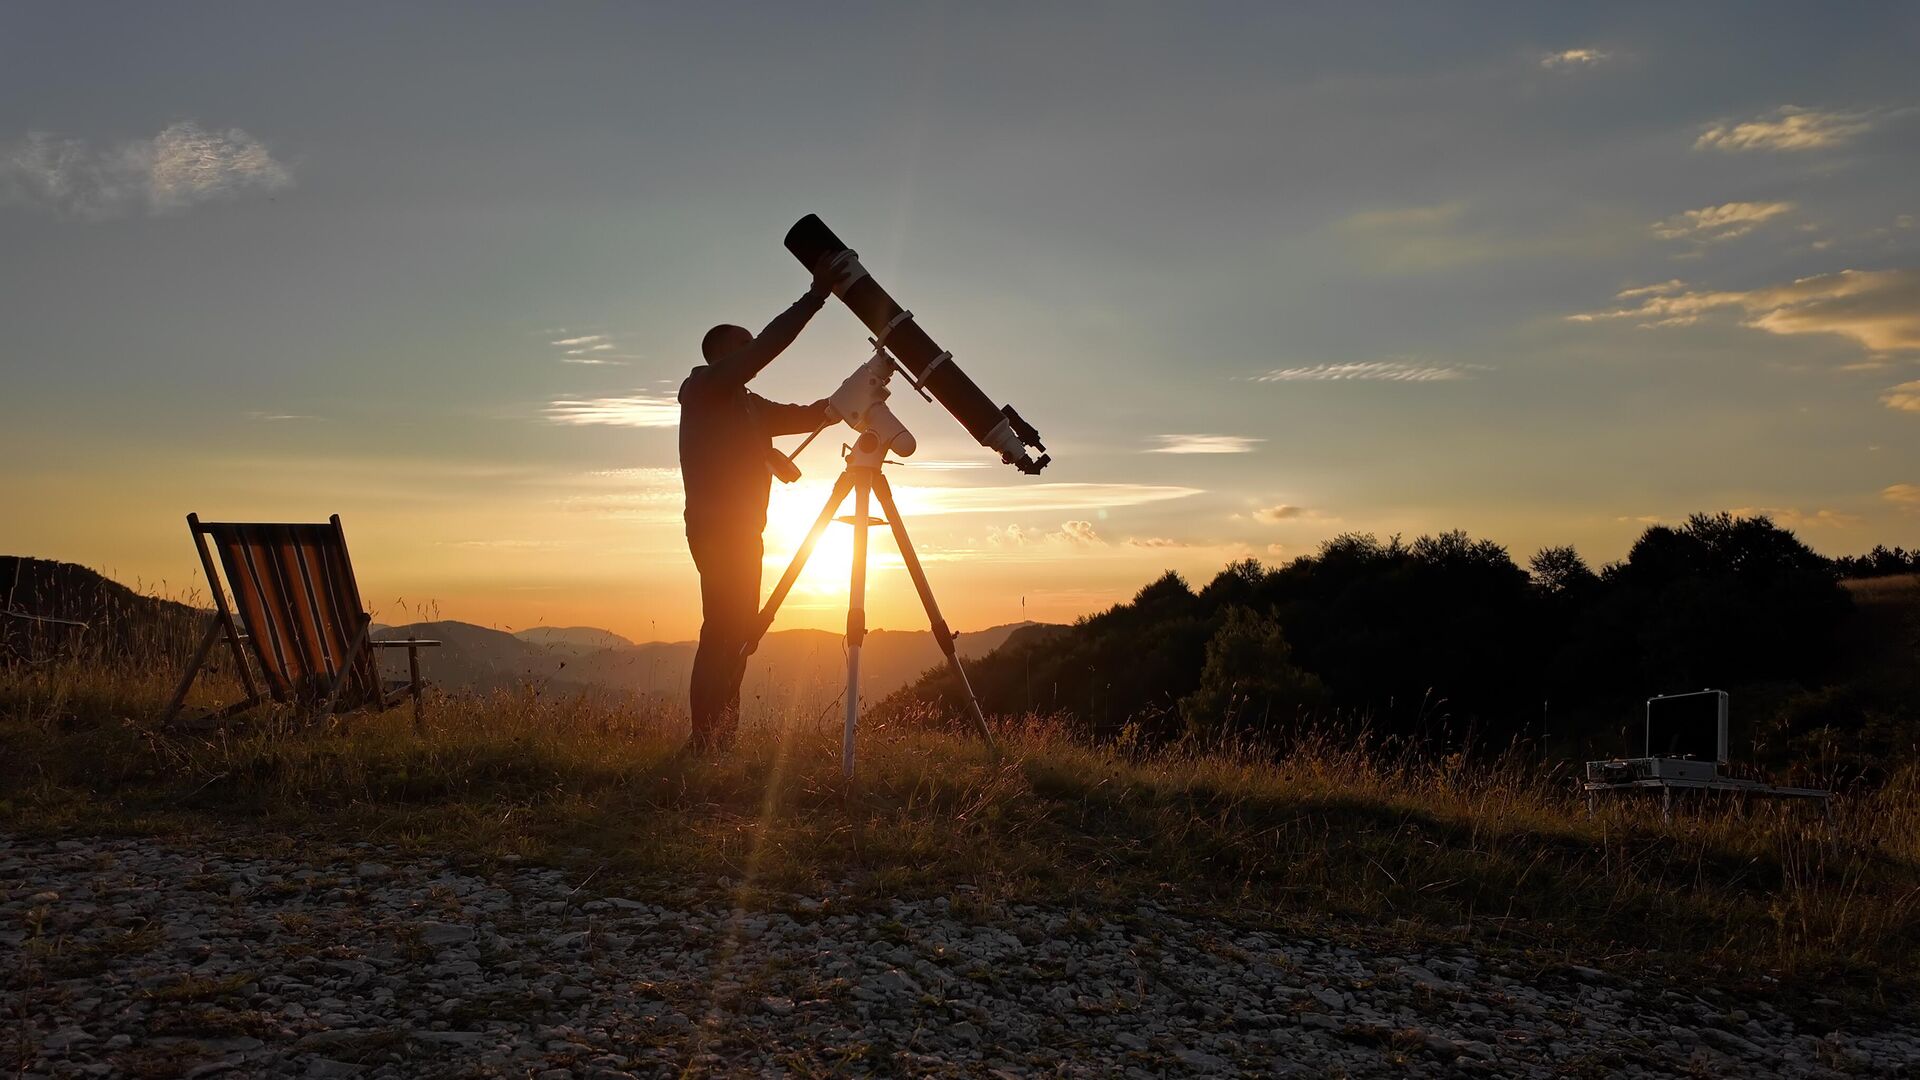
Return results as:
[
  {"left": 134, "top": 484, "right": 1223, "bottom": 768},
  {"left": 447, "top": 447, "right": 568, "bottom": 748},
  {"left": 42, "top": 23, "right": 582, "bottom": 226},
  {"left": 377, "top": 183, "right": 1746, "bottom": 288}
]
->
[{"left": 4, "top": 3, "right": 1917, "bottom": 638}]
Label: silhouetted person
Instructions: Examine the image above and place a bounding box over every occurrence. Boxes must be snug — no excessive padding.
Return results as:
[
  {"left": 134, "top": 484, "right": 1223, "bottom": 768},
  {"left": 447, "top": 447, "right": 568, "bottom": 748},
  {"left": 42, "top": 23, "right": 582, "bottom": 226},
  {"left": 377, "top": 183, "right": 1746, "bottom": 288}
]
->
[{"left": 679, "top": 257, "right": 837, "bottom": 751}]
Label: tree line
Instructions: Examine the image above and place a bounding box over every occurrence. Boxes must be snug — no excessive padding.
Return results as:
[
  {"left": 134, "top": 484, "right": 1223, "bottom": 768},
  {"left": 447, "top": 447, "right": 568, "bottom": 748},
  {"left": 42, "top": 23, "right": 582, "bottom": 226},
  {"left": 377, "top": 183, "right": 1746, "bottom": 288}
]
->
[
  {"left": 883, "top": 513, "right": 1916, "bottom": 776},
  {"left": 1832, "top": 545, "right": 1920, "bottom": 579}
]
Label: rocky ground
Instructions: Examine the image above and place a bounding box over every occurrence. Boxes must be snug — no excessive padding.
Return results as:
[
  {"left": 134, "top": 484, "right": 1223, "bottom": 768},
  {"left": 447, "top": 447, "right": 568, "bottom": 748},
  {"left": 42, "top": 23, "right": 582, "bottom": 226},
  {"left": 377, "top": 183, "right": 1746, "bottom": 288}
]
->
[{"left": 3, "top": 834, "right": 1914, "bottom": 1078}]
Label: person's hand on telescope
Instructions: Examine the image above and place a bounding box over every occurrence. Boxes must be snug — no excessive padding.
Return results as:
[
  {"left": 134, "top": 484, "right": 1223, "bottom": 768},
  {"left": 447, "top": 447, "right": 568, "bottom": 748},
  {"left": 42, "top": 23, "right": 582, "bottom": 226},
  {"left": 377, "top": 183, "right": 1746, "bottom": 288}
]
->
[{"left": 808, "top": 252, "right": 842, "bottom": 299}]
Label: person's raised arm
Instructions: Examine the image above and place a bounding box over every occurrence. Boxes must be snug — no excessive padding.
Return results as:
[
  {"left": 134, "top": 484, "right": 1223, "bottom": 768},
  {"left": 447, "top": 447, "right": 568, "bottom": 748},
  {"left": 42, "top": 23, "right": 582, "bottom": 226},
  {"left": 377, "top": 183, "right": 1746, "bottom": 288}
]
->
[
  {"left": 753, "top": 393, "right": 831, "bottom": 436},
  {"left": 708, "top": 256, "right": 841, "bottom": 387}
]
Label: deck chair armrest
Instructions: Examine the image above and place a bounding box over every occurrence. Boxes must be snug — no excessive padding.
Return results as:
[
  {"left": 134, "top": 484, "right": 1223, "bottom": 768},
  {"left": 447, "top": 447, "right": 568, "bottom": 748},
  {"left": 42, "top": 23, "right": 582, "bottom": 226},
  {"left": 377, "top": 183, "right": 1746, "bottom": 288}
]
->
[{"left": 372, "top": 638, "right": 438, "bottom": 717}]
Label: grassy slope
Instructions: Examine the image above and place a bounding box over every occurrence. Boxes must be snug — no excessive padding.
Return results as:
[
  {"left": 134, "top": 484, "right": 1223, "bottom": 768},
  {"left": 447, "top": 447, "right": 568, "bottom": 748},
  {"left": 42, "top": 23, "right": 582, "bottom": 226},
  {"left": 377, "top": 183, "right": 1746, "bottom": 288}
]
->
[
  {"left": 1544, "top": 574, "right": 1920, "bottom": 769},
  {"left": 1835, "top": 576, "right": 1920, "bottom": 691},
  {"left": 3, "top": 660, "right": 1917, "bottom": 1020}
]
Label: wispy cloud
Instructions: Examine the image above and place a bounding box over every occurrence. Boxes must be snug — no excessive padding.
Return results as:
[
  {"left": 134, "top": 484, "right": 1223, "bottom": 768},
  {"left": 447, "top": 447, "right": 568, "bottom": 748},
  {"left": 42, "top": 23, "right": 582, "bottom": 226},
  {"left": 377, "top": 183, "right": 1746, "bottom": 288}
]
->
[
  {"left": 986, "top": 524, "right": 1033, "bottom": 548},
  {"left": 1882, "top": 381, "right": 1920, "bottom": 413},
  {"left": 1126, "top": 536, "right": 1190, "bottom": 549},
  {"left": 1147, "top": 434, "right": 1263, "bottom": 455},
  {"left": 0, "top": 122, "right": 290, "bottom": 220},
  {"left": 901, "top": 483, "right": 1201, "bottom": 517},
  {"left": 1727, "top": 506, "right": 1863, "bottom": 529},
  {"left": 1569, "top": 269, "right": 1920, "bottom": 354},
  {"left": 583, "top": 466, "right": 682, "bottom": 483},
  {"left": 1342, "top": 202, "right": 1466, "bottom": 231},
  {"left": 1652, "top": 201, "right": 1795, "bottom": 242},
  {"left": 892, "top": 459, "right": 990, "bottom": 471},
  {"left": 559, "top": 466, "right": 683, "bottom": 521},
  {"left": 1883, "top": 483, "right": 1920, "bottom": 506},
  {"left": 243, "top": 410, "right": 320, "bottom": 422},
  {"left": 1251, "top": 360, "right": 1477, "bottom": 383},
  {"left": 545, "top": 392, "right": 678, "bottom": 427},
  {"left": 544, "top": 330, "right": 635, "bottom": 365},
  {"left": 439, "top": 538, "right": 572, "bottom": 550},
  {"left": 1251, "top": 504, "right": 1322, "bottom": 524},
  {"left": 1695, "top": 106, "right": 1873, "bottom": 152},
  {"left": 1336, "top": 200, "right": 1633, "bottom": 271},
  {"left": 1617, "top": 279, "right": 1688, "bottom": 299},
  {"left": 1050, "top": 520, "right": 1104, "bottom": 547},
  {"left": 1335, "top": 202, "right": 1512, "bottom": 271},
  {"left": 1541, "top": 48, "right": 1609, "bottom": 70},
  {"left": 986, "top": 520, "right": 1107, "bottom": 550},
  {"left": 560, "top": 493, "right": 682, "bottom": 522}
]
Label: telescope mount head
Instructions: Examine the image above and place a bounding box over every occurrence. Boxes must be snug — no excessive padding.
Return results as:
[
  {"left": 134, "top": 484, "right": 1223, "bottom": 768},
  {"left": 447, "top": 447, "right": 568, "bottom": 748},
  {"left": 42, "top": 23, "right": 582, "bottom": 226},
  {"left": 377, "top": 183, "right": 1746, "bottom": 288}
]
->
[{"left": 828, "top": 352, "right": 917, "bottom": 459}]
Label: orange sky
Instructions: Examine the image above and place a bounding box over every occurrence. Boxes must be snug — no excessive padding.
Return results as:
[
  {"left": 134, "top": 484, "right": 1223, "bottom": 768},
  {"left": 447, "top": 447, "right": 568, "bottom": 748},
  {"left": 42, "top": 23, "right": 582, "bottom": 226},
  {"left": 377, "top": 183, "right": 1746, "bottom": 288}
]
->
[{"left": 5, "top": 6, "right": 1917, "bottom": 641}]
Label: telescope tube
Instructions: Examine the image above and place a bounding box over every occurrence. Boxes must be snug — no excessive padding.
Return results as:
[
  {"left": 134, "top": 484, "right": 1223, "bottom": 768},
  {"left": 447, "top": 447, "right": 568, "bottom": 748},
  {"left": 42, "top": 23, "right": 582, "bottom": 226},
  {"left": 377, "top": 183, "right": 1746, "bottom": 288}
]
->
[{"left": 784, "top": 214, "right": 1049, "bottom": 474}]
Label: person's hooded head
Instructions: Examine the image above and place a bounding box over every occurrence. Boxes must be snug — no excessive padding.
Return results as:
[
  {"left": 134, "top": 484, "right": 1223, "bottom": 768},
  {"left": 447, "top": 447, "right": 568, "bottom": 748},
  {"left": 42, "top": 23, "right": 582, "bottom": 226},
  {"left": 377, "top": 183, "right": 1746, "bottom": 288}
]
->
[{"left": 701, "top": 324, "right": 751, "bottom": 364}]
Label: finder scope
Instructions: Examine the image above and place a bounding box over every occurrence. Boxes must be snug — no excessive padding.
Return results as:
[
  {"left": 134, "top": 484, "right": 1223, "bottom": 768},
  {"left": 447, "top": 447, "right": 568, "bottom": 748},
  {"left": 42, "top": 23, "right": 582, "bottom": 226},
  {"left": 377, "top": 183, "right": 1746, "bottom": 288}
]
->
[{"left": 783, "top": 214, "right": 1050, "bottom": 475}]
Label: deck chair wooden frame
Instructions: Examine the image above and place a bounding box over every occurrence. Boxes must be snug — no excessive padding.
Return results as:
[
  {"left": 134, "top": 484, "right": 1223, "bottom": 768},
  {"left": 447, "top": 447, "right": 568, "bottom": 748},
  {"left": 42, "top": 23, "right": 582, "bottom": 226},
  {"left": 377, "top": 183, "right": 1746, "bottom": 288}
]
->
[{"left": 164, "top": 513, "right": 439, "bottom": 726}]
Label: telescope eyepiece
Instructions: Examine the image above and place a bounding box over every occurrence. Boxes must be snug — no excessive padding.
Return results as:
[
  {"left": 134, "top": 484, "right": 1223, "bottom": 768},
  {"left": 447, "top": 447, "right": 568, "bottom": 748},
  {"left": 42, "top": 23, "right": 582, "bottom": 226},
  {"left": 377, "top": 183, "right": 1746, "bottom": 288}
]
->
[{"left": 1001, "top": 405, "right": 1046, "bottom": 453}]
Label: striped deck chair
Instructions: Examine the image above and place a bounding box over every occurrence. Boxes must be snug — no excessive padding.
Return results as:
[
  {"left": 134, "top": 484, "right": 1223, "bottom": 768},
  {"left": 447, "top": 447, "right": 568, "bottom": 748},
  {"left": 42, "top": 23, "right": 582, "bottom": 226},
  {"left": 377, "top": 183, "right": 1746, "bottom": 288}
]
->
[{"left": 163, "top": 514, "right": 439, "bottom": 725}]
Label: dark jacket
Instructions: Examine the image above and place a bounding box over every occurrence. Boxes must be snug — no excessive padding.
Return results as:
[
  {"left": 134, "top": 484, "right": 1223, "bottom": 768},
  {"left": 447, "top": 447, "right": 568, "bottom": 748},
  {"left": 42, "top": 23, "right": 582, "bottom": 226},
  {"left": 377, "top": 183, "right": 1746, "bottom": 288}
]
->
[{"left": 679, "top": 290, "right": 830, "bottom": 536}]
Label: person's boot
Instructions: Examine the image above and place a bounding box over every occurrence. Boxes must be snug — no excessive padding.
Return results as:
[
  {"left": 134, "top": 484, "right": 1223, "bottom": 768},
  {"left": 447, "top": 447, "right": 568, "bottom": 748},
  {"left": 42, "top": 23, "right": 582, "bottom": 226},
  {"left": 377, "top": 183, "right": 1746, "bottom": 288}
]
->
[
  {"left": 686, "top": 703, "right": 719, "bottom": 754},
  {"left": 686, "top": 717, "right": 733, "bottom": 755}
]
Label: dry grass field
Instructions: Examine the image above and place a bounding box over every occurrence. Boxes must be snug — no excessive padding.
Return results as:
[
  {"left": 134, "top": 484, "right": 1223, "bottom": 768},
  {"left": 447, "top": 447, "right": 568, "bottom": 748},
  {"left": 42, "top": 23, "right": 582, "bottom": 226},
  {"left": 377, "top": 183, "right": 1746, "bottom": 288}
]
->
[{"left": 4, "top": 643, "right": 1917, "bottom": 1021}]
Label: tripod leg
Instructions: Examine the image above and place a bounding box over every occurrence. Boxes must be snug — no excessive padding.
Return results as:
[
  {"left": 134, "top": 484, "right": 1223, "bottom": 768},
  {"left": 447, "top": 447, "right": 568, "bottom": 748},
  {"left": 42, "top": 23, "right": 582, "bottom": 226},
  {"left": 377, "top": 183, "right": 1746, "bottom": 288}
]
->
[
  {"left": 844, "top": 473, "right": 872, "bottom": 780},
  {"left": 872, "top": 474, "right": 998, "bottom": 752},
  {"left": 745, "top": 470, "right": 855, "bottom": 655}
]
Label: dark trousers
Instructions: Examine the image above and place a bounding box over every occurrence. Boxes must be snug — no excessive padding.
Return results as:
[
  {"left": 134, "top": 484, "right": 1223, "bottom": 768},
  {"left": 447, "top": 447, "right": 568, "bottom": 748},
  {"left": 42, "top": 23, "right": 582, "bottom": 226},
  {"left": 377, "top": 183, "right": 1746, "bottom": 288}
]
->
[{"left": 687, "top": 529, "right": 763, "bottom": 750}]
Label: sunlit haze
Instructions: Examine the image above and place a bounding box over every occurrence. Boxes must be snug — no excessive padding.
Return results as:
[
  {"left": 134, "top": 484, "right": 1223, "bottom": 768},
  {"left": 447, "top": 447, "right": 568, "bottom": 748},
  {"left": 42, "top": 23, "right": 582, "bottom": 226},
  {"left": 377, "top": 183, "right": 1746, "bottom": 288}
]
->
[{"left": 5, "top": 4, "right": 1917, "bottom": 641}]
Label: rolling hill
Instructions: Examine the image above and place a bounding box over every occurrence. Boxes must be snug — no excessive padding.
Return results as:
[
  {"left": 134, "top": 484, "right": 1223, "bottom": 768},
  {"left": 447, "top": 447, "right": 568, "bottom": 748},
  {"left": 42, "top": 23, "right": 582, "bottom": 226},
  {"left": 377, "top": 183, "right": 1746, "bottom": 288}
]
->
[
  {"left": 513, "top": 626, "right": 636, "bottom": 655},
  {"left": 2, "top": 556, "right": 200, "bottom": 664},
  {"left": 372, "top": 619, "right": 1039, "bottom": 709},
  {"left": 3, "top": 556, "right": 1044, "bottom": 713}
]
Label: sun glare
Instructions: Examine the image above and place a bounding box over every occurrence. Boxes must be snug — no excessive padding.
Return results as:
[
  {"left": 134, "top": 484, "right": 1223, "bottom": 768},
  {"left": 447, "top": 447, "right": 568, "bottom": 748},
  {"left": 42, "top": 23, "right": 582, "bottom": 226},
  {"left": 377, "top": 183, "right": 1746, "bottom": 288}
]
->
[{"left": 762, "top": 478, "right": 906, "bottom": 603}]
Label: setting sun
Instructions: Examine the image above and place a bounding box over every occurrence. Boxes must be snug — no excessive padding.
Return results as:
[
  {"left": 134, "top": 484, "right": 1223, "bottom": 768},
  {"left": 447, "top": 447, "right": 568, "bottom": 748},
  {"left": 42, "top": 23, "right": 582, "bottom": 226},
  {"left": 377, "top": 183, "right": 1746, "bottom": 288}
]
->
[{"left": 761, "top": 474, "right": 909, "bottom": 614}]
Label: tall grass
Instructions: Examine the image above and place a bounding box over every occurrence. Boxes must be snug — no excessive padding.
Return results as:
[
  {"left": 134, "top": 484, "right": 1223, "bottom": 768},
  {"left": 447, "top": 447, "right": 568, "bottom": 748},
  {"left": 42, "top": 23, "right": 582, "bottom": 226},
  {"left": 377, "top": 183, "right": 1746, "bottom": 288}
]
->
[{"left": 2, "top": 643, "right": 1917, "bottom": 1008}]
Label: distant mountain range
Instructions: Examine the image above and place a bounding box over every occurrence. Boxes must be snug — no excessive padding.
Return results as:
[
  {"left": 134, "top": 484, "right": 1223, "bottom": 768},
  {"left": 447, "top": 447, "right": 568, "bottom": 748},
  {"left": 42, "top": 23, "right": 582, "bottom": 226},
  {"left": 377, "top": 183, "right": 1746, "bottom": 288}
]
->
[
  {"left": 370, "top": 619, "right": 1041, "bottom": 709},
  {"left": 5, "top": 555, "right": 1053, "bottom": 712},
  {"left": 512, "top": 626, "right": 636, "bottom": 654}
]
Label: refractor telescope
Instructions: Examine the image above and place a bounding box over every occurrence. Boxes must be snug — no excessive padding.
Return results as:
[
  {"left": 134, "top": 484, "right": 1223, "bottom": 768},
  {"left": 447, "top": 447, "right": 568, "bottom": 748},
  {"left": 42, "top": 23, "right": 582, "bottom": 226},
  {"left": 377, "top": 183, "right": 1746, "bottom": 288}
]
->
[
  {"left": 784, "top": 214, "right": 1050, "bottom": 475},
  {"left": 751, "top": 215, "right": 1042, "bottom": 776}
]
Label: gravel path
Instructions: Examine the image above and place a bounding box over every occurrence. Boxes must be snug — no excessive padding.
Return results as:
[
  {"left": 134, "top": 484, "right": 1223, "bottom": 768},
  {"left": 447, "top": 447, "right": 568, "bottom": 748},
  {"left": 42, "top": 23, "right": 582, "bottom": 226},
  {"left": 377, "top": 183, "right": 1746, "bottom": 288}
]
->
[{"left": 4, "top": 834, "right": 1913, "bottom": 1078}]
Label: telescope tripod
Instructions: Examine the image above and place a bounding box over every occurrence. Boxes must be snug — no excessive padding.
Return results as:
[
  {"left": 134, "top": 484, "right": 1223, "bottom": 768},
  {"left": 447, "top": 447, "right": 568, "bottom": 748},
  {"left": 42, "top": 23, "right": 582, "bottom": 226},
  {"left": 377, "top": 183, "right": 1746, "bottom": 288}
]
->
[{"left": 744, "top": 435, "right": 998, "bottom": 778}]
